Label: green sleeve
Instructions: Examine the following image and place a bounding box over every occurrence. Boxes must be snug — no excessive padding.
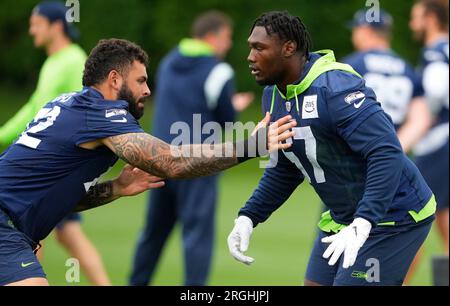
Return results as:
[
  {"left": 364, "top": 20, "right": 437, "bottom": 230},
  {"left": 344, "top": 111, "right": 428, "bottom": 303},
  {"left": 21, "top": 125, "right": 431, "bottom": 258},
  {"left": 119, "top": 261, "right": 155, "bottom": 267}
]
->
[
  {"left": 0, "top": 99, "right": 37, "bottom": 146},
  {"left": 0, "top": 61, "right": 61, "bottom": 145},
  {"left": 0, "top": 45, "right": 86, "bottom": 146}
]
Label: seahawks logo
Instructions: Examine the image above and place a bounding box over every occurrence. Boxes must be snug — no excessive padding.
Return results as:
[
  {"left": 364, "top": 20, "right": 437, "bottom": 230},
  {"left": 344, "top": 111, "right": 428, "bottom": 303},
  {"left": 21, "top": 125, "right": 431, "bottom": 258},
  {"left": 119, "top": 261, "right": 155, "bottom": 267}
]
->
[
  {"left": 105, "top": 109, "right": 127, "bottom": 118},
  {"left": 344, "top": 91, "right": 365, "bottom": 104}
]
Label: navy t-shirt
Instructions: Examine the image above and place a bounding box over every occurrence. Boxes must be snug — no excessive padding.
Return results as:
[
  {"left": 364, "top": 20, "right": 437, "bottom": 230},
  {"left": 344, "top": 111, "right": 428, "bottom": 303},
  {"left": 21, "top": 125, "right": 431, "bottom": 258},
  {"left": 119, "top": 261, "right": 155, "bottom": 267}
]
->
[{"left": 0, "top": 87, "right": 143, "bottom": 241}]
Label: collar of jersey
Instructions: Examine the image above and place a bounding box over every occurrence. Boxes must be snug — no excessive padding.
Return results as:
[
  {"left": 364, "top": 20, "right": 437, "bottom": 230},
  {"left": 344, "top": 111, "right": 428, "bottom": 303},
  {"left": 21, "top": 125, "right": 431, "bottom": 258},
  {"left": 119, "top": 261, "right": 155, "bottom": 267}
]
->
[
  {"left": 270, "top": 50, "right": 361, "bottom": 114},
  {"left": 178, "top": 38, "right": 215, "bottom": 57},
  {"left": 82, "top": 87, "right": 129, "bottom": 108},
  {"left": 275, "top": 50, "right": 361, "bottom": 100}
]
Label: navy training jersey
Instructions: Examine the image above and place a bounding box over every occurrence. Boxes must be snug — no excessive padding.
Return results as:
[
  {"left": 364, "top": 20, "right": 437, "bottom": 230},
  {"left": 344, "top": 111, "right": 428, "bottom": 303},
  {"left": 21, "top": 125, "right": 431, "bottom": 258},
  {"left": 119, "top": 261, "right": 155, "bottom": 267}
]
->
[
  {"left": 0, "top": 87, "right": 143, "bottom": 242},
  {"left": 342, "top": 49, "right": 423, "bottom": 130},
  {"left": 239, "top": 52, "right": 432, "bottom": 227},
  {"left": 413, "top": 38, "right": 449, "bottom": 157},
  {"left": 152, "top": 43, "right": 236, "bottom": 144}
]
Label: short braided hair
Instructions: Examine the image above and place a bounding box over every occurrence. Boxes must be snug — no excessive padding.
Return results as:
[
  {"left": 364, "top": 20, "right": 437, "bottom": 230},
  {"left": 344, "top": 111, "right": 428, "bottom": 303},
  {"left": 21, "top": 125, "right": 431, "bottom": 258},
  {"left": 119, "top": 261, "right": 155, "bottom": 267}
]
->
[{"left": 251, "top": 11, "right": 312, "bottom": 58}]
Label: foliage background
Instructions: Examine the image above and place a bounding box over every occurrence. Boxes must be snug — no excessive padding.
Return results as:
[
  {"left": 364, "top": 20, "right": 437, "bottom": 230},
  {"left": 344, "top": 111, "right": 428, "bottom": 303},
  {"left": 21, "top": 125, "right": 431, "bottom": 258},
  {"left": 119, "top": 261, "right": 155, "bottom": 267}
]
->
[{"left": 0, "top": 0, "right": 442, "bottom": 286}]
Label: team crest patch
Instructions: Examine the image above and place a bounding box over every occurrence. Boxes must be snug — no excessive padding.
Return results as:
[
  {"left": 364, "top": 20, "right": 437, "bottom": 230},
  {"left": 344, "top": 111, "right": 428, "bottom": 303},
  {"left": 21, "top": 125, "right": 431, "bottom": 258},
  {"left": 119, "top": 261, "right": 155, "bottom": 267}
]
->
[
  {"left": 302, "top": 95, "right": 318, "bottom": 119},
  {"left": 105, "top": 109, "right": 128, "bottom": 118},
  {"left": 344, "top": 91, "right": 365, "bottom": 104},
  {"left": 285, "top": 101, "right": 292, "bottom": 112}
]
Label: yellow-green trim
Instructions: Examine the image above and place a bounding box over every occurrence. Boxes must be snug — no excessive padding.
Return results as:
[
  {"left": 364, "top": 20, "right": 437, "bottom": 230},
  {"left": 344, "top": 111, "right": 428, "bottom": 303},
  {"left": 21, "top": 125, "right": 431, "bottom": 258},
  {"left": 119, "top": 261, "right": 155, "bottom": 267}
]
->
[
  {"left": 377, "top": 221, "right": 396, "bottom": 226},
  {"left": 269, "top": 50, "right": 362, "bottom": 114},
  {"left": 317, "top": 210, "right": 347, "bottom": 234},
  {"left": 178, "top": 38, "right": 214, "bottom": 57},
  {"left": 270, "top": 87, "right": 276, "bottom": 114},
  {"left": 408, "top": 194, "right": 437, "bottom": 223},
  {"left": 318, "top": 196, "right": 437, "bottom": 233}
]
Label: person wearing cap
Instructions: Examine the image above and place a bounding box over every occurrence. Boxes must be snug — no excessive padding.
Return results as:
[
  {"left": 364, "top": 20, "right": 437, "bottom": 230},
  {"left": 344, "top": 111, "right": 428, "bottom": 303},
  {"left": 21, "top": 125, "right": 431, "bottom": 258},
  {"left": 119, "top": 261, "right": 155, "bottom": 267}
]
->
[
  {"left": 0, "top": 1, "right": 85, "bottom": 146},
  {"left": 0, "top": 1, "right": 111, "bottom": 285},
  {"left": 407, "top": 0, "right": 449, "bottom": 285},
  {"left": 128, "top": 10, "right": 253, "bottom": 286},
  {"left": 342, "top": 8, "right": 432, "bottom": 153}
]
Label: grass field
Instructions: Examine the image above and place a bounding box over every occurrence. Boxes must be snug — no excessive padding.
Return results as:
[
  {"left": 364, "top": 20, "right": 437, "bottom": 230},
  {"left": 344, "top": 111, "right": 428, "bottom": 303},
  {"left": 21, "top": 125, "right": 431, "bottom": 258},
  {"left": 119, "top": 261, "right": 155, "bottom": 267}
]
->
[{"left": 0, "top": 86, "right": 444, "bottom": 286}]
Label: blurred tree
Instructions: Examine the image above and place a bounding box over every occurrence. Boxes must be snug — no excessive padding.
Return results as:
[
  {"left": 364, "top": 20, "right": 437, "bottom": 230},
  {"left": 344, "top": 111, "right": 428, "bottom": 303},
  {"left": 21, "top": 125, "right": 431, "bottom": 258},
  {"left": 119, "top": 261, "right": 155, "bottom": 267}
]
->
[{"left": 0, "top": 0, "right": 419, "bottom": 95}]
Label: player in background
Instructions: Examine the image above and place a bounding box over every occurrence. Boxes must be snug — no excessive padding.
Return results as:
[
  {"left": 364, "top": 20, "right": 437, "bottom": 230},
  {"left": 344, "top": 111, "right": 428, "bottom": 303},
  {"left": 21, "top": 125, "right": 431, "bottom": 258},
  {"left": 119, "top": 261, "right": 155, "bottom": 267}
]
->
[
  {"left": 129, "top": 11, "right": 253, "bottom": 286},
  {"left": 0, "top": 38, "right": 295, "bottom": 286},
  {"left": 227, "top": 11, "right": 436, "bottom": 286},
  {"left": 406, "top": 0, "right": 449, "bottom": 284},
  {"left": 0, "top": 1, "right": 110, "bottom": 285},
  {"left": 343, "top": 9, "right": 432, "bottom": 153}
]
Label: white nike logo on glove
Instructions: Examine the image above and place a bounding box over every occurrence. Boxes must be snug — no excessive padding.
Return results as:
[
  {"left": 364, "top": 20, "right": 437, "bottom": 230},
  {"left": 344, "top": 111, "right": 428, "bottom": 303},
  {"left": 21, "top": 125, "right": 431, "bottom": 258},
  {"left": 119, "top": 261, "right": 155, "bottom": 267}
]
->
[{"left": 353, "top": 98, "right": 366, "bottom": 109}]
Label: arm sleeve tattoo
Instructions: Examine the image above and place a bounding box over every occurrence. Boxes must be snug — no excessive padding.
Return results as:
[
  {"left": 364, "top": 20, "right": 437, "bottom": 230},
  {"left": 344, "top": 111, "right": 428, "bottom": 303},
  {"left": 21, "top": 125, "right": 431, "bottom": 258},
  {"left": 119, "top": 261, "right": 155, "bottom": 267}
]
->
[
  {"left": 73, "top": 181, "right": 118, "bottom": 212},
  {"left": 105, "top": 132, "right": 262, "bottom": 179}
]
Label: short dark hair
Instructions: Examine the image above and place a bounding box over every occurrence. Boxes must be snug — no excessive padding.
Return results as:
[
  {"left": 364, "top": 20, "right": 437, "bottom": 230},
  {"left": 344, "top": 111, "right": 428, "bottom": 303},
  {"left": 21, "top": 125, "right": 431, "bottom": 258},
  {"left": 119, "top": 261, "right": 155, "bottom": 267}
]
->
[
  {"left": 191, "top": 10, "right": 232, "bottom": 38},
  {"left": 82, "top": 38, "right": 149, "bottom": 87},
  {"left": 251, "top": 11, "right": 312, "bottom": 58},
  {"left": 419, "top": 0, "right": 449, "bottom": 29}
]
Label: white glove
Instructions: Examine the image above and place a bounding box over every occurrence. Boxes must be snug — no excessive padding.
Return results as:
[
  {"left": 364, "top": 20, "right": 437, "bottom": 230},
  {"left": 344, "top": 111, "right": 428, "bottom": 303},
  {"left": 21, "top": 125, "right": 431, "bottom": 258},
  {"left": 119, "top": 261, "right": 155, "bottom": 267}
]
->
[
  {"left": 227, "top": 216, "right": 254, "bottom": 265},
  {"left": 321, "top": 217, "right": 372, "bottom": 269}
]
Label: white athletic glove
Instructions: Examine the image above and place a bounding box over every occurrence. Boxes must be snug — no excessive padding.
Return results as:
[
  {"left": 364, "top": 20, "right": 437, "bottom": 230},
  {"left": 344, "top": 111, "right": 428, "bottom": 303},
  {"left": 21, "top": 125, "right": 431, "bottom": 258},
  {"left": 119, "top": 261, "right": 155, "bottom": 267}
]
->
[
  {"left": 321, "top": 217, "right": 372, "bottom": 269},
  {"left": 227, "top": 216, "right": 254, "bottom": 265}
]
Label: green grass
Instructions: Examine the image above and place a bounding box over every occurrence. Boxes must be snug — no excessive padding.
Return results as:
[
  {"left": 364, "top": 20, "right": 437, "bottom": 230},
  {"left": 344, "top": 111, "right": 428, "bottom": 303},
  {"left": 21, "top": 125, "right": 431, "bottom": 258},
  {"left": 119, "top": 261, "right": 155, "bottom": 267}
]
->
[
  {"left": 0, "top": 86, "right": 444, "bottom": 286},
  {"left": 39, "top": 160, "right": 444, "bottom": 286}
]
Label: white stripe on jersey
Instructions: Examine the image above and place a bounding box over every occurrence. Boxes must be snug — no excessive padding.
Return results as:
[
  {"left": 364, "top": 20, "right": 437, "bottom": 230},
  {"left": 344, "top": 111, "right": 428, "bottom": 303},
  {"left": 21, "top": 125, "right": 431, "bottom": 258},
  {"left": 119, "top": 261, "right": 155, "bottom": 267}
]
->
[{"left": 204, "top": 63, "right": 234, "bottom": 110}]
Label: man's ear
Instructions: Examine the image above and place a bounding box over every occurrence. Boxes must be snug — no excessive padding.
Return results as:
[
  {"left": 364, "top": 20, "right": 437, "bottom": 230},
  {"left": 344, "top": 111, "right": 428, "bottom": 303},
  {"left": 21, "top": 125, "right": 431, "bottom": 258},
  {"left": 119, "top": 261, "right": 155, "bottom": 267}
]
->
[
  {"left": 282, "top": 40, "right": 297, "bottom": 58},
  {"left": 50, "top": 20, "right": 65, "bottom": 35},
  {"left": 108, "top": 70, "right": 123, "bottom": 91}
]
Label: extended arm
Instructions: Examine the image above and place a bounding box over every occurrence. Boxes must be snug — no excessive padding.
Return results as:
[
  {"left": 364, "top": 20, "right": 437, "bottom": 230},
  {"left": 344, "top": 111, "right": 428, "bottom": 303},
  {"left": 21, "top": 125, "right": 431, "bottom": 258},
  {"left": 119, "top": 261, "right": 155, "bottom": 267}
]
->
[
  {"left": 73, "top": 164, "right": 165, "bottom": 212},
  {"left": 238, "top": 152, "right": 304, "bottom": 226},
  {"left": 397, "top": 96, "right": 432, "bottom": 153},
  {"left": 74, "top": 181, "right": 117, "bottom": 212},
  {"left": 228, "top": 152, "right": 304, "bottom": 264},
  {"left": 102, "top": 113, "right": 296, "bottom": 179}
]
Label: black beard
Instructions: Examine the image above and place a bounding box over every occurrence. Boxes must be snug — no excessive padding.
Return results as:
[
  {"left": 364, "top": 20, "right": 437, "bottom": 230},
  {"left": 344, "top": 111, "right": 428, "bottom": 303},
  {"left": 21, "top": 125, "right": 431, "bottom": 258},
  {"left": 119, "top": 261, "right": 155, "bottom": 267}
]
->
[
  {"left": 256, "top": 74, "right": 280, "bottom": 87},
  {"left": 414, "top": 30, "right": 426, "bottom": 44},
  {"left": 118, "top": 84, "right": 144, "bottom": 119}
]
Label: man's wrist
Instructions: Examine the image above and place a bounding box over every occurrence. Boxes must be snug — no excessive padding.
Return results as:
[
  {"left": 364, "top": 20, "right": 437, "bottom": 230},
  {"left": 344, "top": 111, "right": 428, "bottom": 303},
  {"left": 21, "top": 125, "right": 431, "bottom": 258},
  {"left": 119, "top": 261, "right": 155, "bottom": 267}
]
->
[
  {"left": 353, "top": 214, "right": 376, "bottom": 228},
  {"left": 236, "top": 126, "right": 268, "bottom": 163},
  {"left": 110, "top": 180, "right": 122, "bottom": 198},
  {"left": 238, "top": 213, "right": 257, "bottom": 228},
  {"left": 236, "top": 215, "right": 254, "bottom": 227}
]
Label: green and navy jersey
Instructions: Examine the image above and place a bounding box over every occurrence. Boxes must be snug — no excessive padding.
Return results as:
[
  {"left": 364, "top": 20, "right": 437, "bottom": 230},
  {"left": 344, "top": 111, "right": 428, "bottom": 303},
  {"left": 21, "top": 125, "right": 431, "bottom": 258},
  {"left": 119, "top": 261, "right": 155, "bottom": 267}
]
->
[
  {"left": 0, "top": 44, "right": 87, "bottom": 146},
  {"left": 0, "top": 87, "right": 143, "bottom": 242},
  {"left": 239, "top": 51, "right": 433, "bottom": 228},
  {"left": 413, "top": 38, "right": 449, "bottom": 157},
  {"left": 342, "top": 49, "right": 423, "bottom": 130}
]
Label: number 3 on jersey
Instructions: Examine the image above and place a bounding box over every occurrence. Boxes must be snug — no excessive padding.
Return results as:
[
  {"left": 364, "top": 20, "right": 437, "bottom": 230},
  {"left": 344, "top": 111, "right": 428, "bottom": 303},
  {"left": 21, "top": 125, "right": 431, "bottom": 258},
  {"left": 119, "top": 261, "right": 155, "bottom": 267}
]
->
[
  {"left": 17, "top": 106, "right": 61, "bottom": 149},
  {"left": 283, "top": 126, "right": 326, "bottom": 183}
]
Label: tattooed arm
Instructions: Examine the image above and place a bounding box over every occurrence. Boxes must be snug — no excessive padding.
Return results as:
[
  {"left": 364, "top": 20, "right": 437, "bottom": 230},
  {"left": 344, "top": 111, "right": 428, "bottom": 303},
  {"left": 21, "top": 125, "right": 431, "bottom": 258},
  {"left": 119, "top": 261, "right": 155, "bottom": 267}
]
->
[
  {"left": 73, "top": 181, "right": 117, "bottom": 212},
  {"left": 101, "top": 114, "right": 297, "bottom": 180},
  {"left": 73, "top": 165, "right": 165, "bottom": 212},
  {"left": 104, "top": 133, "right": 236, "bottom": 179}
]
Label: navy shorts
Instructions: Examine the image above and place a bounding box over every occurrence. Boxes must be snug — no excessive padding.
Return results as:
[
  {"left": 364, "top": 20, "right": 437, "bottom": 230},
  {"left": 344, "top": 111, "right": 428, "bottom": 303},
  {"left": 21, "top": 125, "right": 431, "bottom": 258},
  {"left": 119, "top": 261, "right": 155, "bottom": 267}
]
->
[
  {"left": 0, "top": 208, "right": 46, "bottom": 285},
  {"left": 305, "top": 216, "right": 434, "bottom": 286},
  {"left": 55, "top": 212, "right": 82, "bottom": 231},
  {"left": 415, "top": 142, "right": 449, "bottom": 211}
]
